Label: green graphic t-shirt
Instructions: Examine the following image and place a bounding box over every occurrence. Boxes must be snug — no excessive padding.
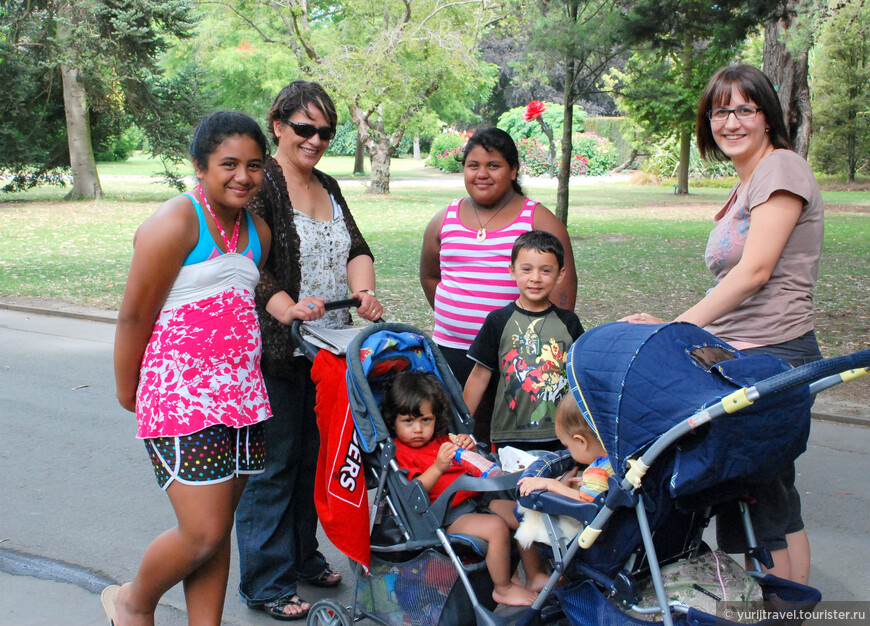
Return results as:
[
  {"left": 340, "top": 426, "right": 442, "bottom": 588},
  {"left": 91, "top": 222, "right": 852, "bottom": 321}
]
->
[{"left": 468, "top": 303, "right": 583, "bottom": 442}]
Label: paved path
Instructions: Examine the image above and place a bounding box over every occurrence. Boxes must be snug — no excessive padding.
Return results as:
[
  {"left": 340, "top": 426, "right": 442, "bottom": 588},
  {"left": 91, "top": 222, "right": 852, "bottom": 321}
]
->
[{"left": 1, "top": 308, "right": 868, "bottom": 624}]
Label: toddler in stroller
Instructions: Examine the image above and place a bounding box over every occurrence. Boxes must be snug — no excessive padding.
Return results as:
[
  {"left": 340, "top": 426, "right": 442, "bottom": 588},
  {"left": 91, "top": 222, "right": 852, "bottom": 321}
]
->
[
  {"left": 384, "top": 370, "right": 546, "bottom": 606},
  {"left": 307, "top": 321, "right": 553, "bottom": 625},
  {"left": 515, "top": 393, "right": 613, "bottom": 550},
  {"left": 513, "top": 320, "right": 869, "bottom": 626}
]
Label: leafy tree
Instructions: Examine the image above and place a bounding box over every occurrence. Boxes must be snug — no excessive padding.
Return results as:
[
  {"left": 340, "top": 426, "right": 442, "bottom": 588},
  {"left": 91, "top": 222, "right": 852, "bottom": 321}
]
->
[
  {"left": 162, "top": 6, "right": 301, "bottom": 122},
  {"left": 611, "top": 0, "right": 778, "bottom": 194},
  {"left": 810, "top": 0, "right": 870, "bottom": 182},
  {"left": 222, "top": 0, "right": 497, "bottom": 194},
  {"left": 509, "top": 0, "right": 625, "bottom": 223},
  {"left": 763, "top": 0, "right": 852, "bottom": 159},
  {"left": 0, "top": 0, "right": 204, "bottom": 197}
]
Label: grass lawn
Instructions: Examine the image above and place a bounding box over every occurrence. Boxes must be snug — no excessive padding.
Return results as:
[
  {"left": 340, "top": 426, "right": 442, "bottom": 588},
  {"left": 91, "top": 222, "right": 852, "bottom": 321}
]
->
[{"left": 1, "top": 158, "right": 868, "bottom": 360}]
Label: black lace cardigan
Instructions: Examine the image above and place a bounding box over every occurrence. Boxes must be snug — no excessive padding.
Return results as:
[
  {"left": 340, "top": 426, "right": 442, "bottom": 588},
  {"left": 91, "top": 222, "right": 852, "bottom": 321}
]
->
[{"left": 248, "top": 157, "right": 373, "bottom": 378}]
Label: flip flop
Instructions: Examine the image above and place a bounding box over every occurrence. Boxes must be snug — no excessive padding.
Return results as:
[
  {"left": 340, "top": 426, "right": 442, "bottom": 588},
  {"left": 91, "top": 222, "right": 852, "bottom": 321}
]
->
[
  {"left": 300, "top": 565, "right": 342, "bottom": 587},
  {"left": 101, "top": 585, "right": 121, "bottom": 625},
  {"left": 262, "top": 594, "right": 311, "bottom": 621}
]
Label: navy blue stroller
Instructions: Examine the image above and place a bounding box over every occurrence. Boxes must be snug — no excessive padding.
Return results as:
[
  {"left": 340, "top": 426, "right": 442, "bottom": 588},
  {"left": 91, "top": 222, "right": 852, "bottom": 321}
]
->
[
  {"left": 515, "top": 321, "right": 870, "bottom": 626},
  {"left": 304, "top": 322, "right": 525, "bottom": 626}
]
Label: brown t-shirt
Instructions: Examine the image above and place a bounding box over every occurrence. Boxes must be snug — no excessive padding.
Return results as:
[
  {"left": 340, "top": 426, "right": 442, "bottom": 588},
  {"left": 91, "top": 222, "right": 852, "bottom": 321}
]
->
[{"left": 703, "top": 150, "right": 824, "bottom": 347}]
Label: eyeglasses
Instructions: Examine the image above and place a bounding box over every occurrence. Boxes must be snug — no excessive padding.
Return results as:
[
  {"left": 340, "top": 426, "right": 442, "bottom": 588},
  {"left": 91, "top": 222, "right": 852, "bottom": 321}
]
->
[
  {"left": 708, "top": 105, "right": 762, "bottom": 122},
  {"left": 284, "top": 120, "right": 335, "bottom": 141}
]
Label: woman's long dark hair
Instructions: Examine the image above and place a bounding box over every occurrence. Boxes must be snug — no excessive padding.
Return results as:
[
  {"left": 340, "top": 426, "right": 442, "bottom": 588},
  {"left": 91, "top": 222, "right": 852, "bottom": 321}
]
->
[{"left": 696, "top": 64, "right": 792, "bottom": 161}]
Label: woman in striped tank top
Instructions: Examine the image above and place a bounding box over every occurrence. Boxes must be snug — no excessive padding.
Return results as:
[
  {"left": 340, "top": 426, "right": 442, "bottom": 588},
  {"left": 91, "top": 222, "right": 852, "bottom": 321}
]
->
[{"left": 420, "top": 128, "right": 576, "bottom": 440}]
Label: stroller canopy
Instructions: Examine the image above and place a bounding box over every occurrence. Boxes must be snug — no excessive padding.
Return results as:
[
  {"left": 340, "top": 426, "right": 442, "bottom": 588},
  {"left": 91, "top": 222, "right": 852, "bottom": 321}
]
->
[
  {"left": 566, "top": 322, "right": 812, "bottom": 502},
  {"left": 346, "top": 323, "right": 471, "bottom": 453}
]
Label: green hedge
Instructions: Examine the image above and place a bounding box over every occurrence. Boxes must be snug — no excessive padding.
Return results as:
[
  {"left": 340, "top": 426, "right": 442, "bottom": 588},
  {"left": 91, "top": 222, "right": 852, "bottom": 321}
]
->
[{"left": 583, "top": 117, "right": 634, "bottom": 167}]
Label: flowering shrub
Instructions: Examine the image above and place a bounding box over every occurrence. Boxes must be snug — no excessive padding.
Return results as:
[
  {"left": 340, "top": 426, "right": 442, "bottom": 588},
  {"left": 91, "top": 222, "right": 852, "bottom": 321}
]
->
[
  {"left": 517, "top": 132, "right": 613, "bottom": 177},
  {"left": 570, "top": 154, "right": 590, "bottom": 176},
  {"left": 572, "top": 132, "right": 617, "bottom": 176},
  {"left": 426, "top": 129, "right": 465, "bottom": 173},
  {"left": 498, "top": 104, "right": 587, "bottom": 146},
  {"left": 516, "top": 137, "right": 551, "bottom": 177},
  {"left": 431, "top": 147, "right": 464, "bottom": 173}
]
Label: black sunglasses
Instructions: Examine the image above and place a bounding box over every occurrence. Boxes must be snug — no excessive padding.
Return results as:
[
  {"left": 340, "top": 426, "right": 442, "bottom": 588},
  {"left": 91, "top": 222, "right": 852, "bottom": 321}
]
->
[{"left": 284, "top": 120, "right": 335, "bottom": 141}]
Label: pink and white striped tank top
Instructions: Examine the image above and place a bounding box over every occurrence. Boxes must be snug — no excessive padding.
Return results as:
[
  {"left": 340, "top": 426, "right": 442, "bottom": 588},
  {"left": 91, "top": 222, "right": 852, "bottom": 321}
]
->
[{"left": 433, "top": 197, "right": 537, "bottom": 350}]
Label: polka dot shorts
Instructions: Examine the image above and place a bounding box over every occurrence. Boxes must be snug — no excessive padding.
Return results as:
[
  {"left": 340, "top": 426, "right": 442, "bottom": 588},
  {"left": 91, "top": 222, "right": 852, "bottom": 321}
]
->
[{"left": 145, "top": 423, "right": 266, "bottom": 490}]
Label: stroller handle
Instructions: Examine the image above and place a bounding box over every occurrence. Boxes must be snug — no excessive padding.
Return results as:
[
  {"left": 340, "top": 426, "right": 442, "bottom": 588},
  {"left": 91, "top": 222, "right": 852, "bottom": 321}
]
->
[
  {"left": 290, "top": 298, "right": 382, "bottom": 362},
  {"left": 752, "top": 348, "right": 870, "bottom": 401}
]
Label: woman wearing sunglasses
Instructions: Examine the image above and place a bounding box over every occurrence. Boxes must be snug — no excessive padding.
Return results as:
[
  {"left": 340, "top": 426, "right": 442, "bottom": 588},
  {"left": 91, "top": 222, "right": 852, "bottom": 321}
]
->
[
  {"left": 623, "top": 64, "right": 824, "bottom": 585},
  {"left": 235, "top": 80, "right": 381, "bottom": 621}
]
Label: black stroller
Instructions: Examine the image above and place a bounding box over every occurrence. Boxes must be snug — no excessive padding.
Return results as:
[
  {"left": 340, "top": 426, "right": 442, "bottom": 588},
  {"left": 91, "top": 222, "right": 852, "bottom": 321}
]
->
[{"left": 299, "top": 317, "right": 529, "bottom": 626}]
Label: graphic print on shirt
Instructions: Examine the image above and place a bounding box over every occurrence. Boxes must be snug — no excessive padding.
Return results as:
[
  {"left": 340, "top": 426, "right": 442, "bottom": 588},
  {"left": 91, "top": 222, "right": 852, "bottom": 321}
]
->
[
  {"left": 500, "top": 315, "right": 570, "bottom": 430},
  {"left": 706, "top": 194, "right": 750, "bottom": 277}
]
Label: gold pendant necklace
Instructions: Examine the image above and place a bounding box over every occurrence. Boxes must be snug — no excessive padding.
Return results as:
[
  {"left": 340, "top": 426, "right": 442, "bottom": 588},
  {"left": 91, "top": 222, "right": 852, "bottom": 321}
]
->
[{"left": 470, "top": 191, "right": 515, "bottom": 242}]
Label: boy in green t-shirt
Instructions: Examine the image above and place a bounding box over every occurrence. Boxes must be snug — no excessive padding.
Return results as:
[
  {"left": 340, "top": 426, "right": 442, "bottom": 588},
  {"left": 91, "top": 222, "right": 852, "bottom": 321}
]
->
[{"left": 463, "top": 230, "right": 583, "bottom": 451}]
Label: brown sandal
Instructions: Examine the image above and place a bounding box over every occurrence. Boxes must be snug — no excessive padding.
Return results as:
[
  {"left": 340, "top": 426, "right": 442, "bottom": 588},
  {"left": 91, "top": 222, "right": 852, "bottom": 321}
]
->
[
  {"left": 300, "top": 565, "right": 342, "bottom": 587},
  {"left": 262, "top": 594, "right": 310, "bottom": 621}
]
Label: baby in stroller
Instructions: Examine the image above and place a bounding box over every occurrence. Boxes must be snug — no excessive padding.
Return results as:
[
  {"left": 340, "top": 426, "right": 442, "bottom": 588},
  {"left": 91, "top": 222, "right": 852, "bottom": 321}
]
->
[
  {"left": 515, "top": 393, "right": 613, "bottom": 549},
  {"left": 384, "top": 370, "right": 548, "bottom": 606}
]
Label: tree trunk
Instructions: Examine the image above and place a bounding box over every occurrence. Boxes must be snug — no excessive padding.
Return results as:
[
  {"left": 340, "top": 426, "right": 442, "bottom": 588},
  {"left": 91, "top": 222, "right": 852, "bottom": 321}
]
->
[
  {"left": 846, "top": 94, "right": 857, "bottom": 182},
  {"left": 350, "top": 104, "right": 395, "bottom": 194},
  {"left": 367, "top": 141, "right": 391, "bottom": 194},
  {"left": 675, "top": 34, "right": 691, "bottom": 195},
  {"left": 556, "top": 58, "right": 576, "bottom": 226},
  {"left": 413, "top": 135, "right": 421, "bottom": 160},
  {"left": 676, "top": 128, "right": 690, "bottom": 195},
  {"left": 60, "top": 63, "right": 102, "bottom": 199},
  {"left": 353, "top": 135, "right": 365, "bottom": 176},
  {"left": 763, "top": 3, "right": 811, "bottom": 159},
  {"left": 612, "top": 149, "right": 642, "bottom": 173}
]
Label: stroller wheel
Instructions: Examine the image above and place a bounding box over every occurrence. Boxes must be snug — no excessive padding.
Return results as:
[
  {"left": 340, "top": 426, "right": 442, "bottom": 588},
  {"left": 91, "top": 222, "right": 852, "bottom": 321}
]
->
[{"left": 306, "top": 599, "right": 353, "bottom": 626}]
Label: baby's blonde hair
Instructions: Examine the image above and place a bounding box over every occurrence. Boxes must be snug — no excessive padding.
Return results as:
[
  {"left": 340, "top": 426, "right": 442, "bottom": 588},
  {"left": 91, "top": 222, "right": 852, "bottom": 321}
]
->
[{"left": 556, "top": 393, "right": 598, "bottom": 443}]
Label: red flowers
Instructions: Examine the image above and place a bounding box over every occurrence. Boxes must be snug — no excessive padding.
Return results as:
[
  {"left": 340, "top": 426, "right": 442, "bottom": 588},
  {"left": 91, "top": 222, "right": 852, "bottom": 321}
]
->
[{"left": 523, "top": 100, "right": 546, "bottom": 122}]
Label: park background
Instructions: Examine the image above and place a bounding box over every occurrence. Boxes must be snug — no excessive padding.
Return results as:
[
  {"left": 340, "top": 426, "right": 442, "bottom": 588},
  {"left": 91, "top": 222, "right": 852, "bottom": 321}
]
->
[
  {"left": 1, "top": 3, "right": 870, "bottom": 623},
  {"left": 1, "top": 0, "right": 868, "bottom": 405}
]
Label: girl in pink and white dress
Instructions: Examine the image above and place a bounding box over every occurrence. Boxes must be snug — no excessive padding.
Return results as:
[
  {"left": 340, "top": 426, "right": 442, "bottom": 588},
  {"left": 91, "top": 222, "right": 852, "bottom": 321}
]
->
[{"left": 108, "top": 111, "right": 272, "bottom": 625}]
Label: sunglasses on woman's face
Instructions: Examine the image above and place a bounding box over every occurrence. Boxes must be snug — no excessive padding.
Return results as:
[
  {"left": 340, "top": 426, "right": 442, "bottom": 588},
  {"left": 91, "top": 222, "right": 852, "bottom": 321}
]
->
[{"left": 284, "top": 120, "right": 335, "bottom": 141}]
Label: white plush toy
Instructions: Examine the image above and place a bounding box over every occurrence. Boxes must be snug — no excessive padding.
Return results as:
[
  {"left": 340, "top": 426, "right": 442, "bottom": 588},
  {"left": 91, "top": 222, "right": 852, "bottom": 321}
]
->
[{"left": 514, "top": 506, "right": 585, "bottom": 549}]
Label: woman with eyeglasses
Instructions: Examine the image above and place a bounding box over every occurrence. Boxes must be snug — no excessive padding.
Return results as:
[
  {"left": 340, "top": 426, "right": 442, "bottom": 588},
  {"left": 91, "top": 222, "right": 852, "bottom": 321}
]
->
[
  {"left": 623, "top": 64, "right": 824, "bottom": 585},
  {"left": 234, "top": 80, "right": 381, "bottom": 621}
]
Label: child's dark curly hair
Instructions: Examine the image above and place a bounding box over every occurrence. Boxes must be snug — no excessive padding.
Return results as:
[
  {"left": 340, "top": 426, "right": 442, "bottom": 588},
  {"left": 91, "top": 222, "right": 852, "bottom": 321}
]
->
[{"left": 382, "top": 371, "right": 451, "bottom": 438}]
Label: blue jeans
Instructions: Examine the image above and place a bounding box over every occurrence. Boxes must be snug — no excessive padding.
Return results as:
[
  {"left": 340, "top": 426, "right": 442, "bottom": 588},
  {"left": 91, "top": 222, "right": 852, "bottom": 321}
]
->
[{"left": 235, "top": 359, "right": 328, "bottom": 605}]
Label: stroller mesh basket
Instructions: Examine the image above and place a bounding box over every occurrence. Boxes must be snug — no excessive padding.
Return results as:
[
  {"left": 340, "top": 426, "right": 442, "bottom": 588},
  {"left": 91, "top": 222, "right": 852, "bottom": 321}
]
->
[{"left": 358, "top": 549, "right": 460, "bottom": 626}]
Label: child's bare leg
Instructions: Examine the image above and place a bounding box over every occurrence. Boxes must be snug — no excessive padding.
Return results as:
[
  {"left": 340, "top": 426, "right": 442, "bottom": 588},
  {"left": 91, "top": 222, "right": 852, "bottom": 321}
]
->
[
  {"left": 519, "top": 546, "right": 551, "bottom": 593},
  {"left": 487, "top": 499, "right": 550, "bottom": 592},
  {"left": 182, "top": 477, "right": 249, "bottom": 625},
  {"left": 448, "top": 512, "right": 537, "bottom": 606},
  {"left": 114, "top": 479, "right": 240, "bottom": 626},
  {"left": 786, "top": 529, "right": 810, "bottom": 585}
]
